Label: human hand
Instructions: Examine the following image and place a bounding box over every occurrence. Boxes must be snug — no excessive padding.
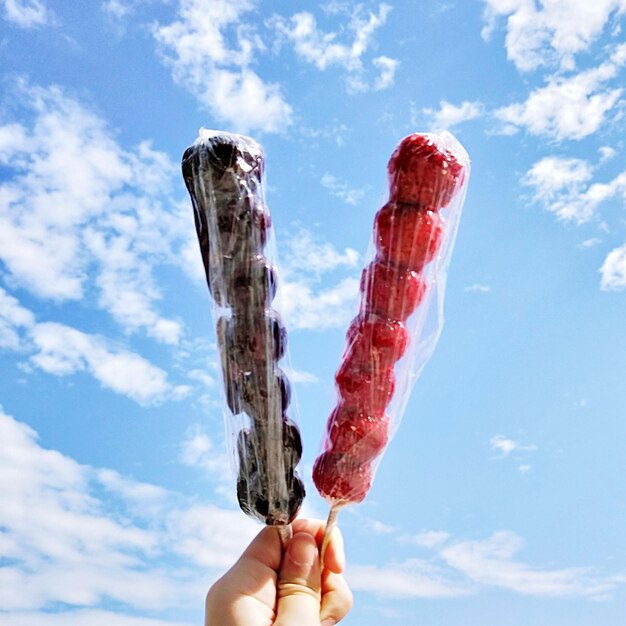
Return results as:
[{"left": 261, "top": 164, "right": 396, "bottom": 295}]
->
[{"left": 205, "top": 518, "right": 352, "bottom": 626}]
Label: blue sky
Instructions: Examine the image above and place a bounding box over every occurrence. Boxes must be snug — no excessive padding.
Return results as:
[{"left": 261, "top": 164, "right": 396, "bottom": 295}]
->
[{"left": 1, "top": 1, "right": 626, "bottom": 624}]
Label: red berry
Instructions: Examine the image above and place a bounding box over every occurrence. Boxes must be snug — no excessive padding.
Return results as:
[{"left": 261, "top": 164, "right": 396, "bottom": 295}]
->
[
  {"left": 327, "top": 404, "right": 389, "bottom": 462},
  {"left": 335, "top": 345, "right": 395, "bottom": 413},
  {"left": 374, "top": 202, "right": 444, "bottom": 271},
  {"left": 388, "top": 134, "right": 464, "bottom": 208},
  {"left": 360, "top": 260, "right": 427, "bottom": 321},
  {"left": 347, "top": 314, "right": 409, "bottom": 363},
  {"left": 313, "top": 451, "right": 372, "bottom": 504}
]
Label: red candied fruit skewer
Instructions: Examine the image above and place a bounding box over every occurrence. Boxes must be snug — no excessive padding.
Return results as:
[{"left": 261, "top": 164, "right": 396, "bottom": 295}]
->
[
  {"left": 334, "top": 344, "right": 395, "bottom": 414},
  {"left": 326, "top": 404, "right": 389, "bottom": 462},
  {"left": 346, "top": 314, "right": 409, "bottom": 363},
  {"left": 374, "top": 202, "right": 443, "bottom": 271},
  {"left": 360, "top": 260, "right": 427, "bottom": 321},
  {"left": 315, "top": 133, "right": 467, "bottom": 546},
  {"left": 388, "top": 133, "right": 465, "bottom": 208},
  {"left": 313, "top": 452, "right": 372, "bottom": 504}
]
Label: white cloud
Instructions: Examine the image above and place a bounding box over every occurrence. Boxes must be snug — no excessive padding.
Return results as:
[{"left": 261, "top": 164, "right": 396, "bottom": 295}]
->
[
  {"left": 524, "top": 156, "right": 626, "bottom": 223},
  {"left": 271, "top": 4, "right": 397, "bottom": 92},
  {"left": 3, "top": 406, "right": 626, "bottom": 621},
  {"left": 0, "top": 289, "right": 190, "bottom": 405},
  {"left": 96, "top": 468, "right": 170, "bottom": 518},
  {"left": 1, "top": 0, "right": 52, "bottom": 28},
  {"left": 0, "top": 611, "right": 193, "bottom": 626},
  {"left": 276, "top": 275, "right": 360, "bottom": 330},
  {"left": 102, "top": 0, "right": 130, "bottom": 20},
  {"left": 0, "top": 408, "right": 176, "bottom": 611},
  {"left": 0, "top": 81, "right": 192, "bottom": 344},
  {"left": 275, "top": 228, "right": 361, "bottom": 330},
  {"left": 464, "top": 283, "right": 491, "bottom": 293},
  {"left": 166, "top": 504, "right": 257, "bottom": 569},
  {"left": 423, "top": 100, "right": 484, "bottom": 131},
  {"left": 349, "top": 559, "right": 469, "bottom": 598},
  {"left": 280, "top": 365, "right": 319, "bottom": 384},
  {"left": 321, "top": 173, "right": 367, "bottom": 205},
  {"left": 0, "top": 612, "right": 193, "bottom": 626},
  {"left": 29, "top": 322, "right": 190, "bottom": 405},
  {"left": 0, "top": 407, "right": 257, "bottom": 621},
  {"left": 0, "top": 286, "right": 35, "bottom": 349},
  {"left": 187, "top": 368, "right": 216, "bottom": 388},
  {"left": 599, "top": 145, "right": 617, "bottom": 162},
  {"left": 101, "top": 0, "right": 142, "bottom": 22},
  {"left": 494, "top": 61, "right": 624, "bottom": 140},
  {"left": 372, "top": 55, "right": 399, "bottom": 90},
  {"left": 441, "top": 531, "right": 625, "bottom": 598},
  {"left": 179, "top": 424, "right": 232, "bottom": 485},
  {"left": 482, "top": 0, "right": 626, "bottom": 72},
  {"left": 400, "top": 531, "right": 450, "bottom": 549},
  {"left": 153, "top": 0, "right": 292, "bottom": 134},
  {"left": 282, "top": 228, "right": 360, "bottom": 276},
  {"left": 490, "top": 435, "right": 537, "bottom": 457},
  {"left": 579, "top": 237, "right": 602, "bottom": 248},
  {"left": 600, "top": 243, "right": 626, "bottom": 290}
]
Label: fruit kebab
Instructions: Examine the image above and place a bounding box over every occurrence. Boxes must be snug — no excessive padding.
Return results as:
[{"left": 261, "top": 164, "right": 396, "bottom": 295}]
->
[
  {"left": 313, "top": 132, "right": 470, "bottom": 558},
  {"left": 182, "top": 130, "right": 304, "bottom": 543}
]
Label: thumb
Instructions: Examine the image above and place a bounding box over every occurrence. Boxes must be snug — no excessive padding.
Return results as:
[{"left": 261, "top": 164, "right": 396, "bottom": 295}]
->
[{"left": 274, "top": 532, "right": 322, "bottom": 626}]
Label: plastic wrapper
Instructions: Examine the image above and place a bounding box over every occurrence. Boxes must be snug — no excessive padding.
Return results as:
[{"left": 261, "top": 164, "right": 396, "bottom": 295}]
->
[
  {"left": 313, "top": 132, "right": 470, "bottom": 540},
  {"left": 182, "top": 129, "right": 304, "bottom": 529}
]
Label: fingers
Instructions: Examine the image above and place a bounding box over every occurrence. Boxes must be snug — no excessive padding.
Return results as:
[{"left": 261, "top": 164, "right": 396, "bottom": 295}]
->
[
  {"left": 273, "top": 532, "right": 322, "bottom": 626},
  {"left": 238, "top": 525, "right": 283, "bottom": 571},
  {"left": 291, "top": 518, "right": 346, "bottom": 574},
  {"left": 320, "top": 570, "right": 353, "bottom": 626}
]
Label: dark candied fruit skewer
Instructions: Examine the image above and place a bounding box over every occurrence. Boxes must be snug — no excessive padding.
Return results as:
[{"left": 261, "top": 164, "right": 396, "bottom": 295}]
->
[{"left": 183, "top": 129, "right": 304, "bottom": 531}]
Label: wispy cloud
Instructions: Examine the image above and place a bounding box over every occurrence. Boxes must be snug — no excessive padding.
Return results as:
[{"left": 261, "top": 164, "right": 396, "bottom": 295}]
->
[
  {"left": 600, "top": 243, "right": 626, "bottom": 290},
  {"left": 0, "top": 407, "right": 257, "bottom": 620},
  {"left": 271, "top": 4, "right": 397, "bottom": 93},
  {"left": 3, "top": 405, "right": 625, "bottom": 623},
  {"left": 489, "top": 435, "right": 537, "bottom": 458},
  {"left": 494, "top": 56, "right": 625, "bottom": 141},
  {"left": 282, "top": 228, "right": 360, "bottom": 275},
  {"left": 280, "top": 365, "right": 319, "bottom": 384},
  {"left": 179, "top": 423, "right": 232, "bottom": 486},
  {"left": 0, "top": 286, "right": 35, "bottom": 350},
  {"left": 579, "top": 238, "right": 602, "bottom": 249},
  {"left": 464, "top": 283, "right": 491, "bottom": 293},
  {"left": 30, "top": 322, "right": 191, "bottom": 405},
  {"left": 275, "top": 228, "right": 360, "bottom": 330},
  {"left": 523, "top": 156, "right": 626, "bottom": 223},
  {"left": 423, "top": 100, "right": 484, "bottom": 131},
  {"left": 277, "top": 275, "right": 360, "bottom": 330},
  {"left": 153, "top": 0, "right": 292, "bottom": 134},
  {"left": 440, "top": 531, "right": 626, "bottom": 598},
  {"left": 0, "top": 81, "right": 194, "bottom": 345},
  {"left": 1, "top": 0, "right": 53, "bottom": 29},
  {"left": 400, "top": 530, "right": 450, "bottom": 549},
  {"left": 482, "top": 0, "right": 626, "bottom": 72},
  {"left": 0, "top": 611, "right": 193, "bottom": 626},
  {"left": 321, "top": 173, "right": 367, "bottom": 206},
  {"left": 0, "top": 290, "right": 190, "bottom": 405},
  {"left": 349, "top": 559, "right": 469, "bottom": 598}
]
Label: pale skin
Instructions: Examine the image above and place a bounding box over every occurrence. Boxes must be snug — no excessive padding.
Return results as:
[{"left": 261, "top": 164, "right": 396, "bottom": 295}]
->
[{"left": 205, "top": 518, "right": 353, "bottom": 626}]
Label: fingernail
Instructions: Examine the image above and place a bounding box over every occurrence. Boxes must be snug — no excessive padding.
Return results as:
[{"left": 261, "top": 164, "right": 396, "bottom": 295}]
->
[
  {"left": 321, "top": 619, "right": 337, "bottom": 626},
  {"left": 287, "top": 532, "right": 317, "bottom": 567}
]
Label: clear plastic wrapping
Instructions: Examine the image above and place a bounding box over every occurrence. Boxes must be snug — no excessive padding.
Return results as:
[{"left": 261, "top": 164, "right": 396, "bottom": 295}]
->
[
  {"left": 313, "top": 131, "right": 470, "bottom": 512},
  {"left": 182, "top": 129, "right": 304, "bottom": 526}
]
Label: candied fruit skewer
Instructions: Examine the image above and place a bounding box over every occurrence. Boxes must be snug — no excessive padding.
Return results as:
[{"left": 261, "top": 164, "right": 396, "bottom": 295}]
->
[
  {"left": 316, "top": 132, "right": 470, "bottom": 560},
  {"left": 182, "top": 129, "right": 304, "bottom": 541}
]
